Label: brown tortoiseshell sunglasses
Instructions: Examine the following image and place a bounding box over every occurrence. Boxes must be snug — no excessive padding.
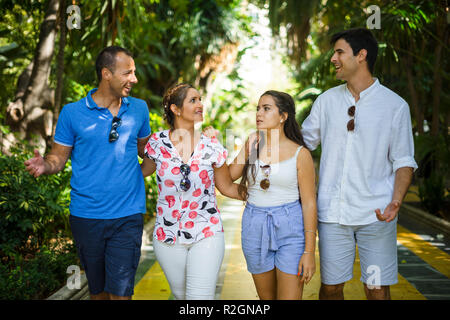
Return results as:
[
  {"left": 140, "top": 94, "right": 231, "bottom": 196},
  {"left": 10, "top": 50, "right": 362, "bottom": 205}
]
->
[
  {"left": 260, "top": 164, "right": 271, "bottom": 190},
  {"left": 347, "top": 105, "right": 356, "bottom": 131}
]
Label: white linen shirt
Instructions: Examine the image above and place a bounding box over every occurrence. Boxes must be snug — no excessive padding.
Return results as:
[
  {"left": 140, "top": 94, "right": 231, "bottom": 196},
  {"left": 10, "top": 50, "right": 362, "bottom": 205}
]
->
[{"left": 301, "top": 79, "right": 418, "bottom": 225}]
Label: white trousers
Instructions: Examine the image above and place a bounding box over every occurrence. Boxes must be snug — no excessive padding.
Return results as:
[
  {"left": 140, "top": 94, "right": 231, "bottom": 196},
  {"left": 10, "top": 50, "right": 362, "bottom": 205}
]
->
[{"left": 153, "top": 232, "right": 225, "bottom": 300}]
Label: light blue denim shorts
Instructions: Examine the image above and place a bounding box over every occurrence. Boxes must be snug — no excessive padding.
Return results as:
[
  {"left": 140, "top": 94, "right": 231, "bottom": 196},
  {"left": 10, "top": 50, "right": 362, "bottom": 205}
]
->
[
  {"left": 318, "top": 217, "right": 398, "bottom": 286},
  {"left": 241, "top": 200, "right": 305, "bottom": 275}
]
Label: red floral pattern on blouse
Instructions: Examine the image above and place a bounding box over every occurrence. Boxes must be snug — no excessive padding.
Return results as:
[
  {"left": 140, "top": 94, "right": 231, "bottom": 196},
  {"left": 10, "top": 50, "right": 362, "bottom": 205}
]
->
[{"left": 144, "top": 130, "right": 227, "bottom": 244}]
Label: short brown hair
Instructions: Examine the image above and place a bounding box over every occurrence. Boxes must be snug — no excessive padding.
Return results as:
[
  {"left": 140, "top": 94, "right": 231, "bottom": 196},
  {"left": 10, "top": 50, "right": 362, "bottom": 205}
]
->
[
  {"left": 330, "top": 28, "right": 378, "bottom": 74},
  {"left": 95, "top": 46, "right": 133, "bottom": 82}
]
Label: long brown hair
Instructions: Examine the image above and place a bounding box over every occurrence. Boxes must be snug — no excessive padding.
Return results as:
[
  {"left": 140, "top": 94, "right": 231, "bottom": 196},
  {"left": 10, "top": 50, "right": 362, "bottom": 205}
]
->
[{"left": 238, "top": 90, "right": 307, "bottom": 200}]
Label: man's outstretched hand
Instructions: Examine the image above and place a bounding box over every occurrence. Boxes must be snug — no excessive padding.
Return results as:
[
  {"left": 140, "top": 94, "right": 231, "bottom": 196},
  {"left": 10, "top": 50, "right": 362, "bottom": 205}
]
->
[
  {"left": 375, "top": 200, "right": 401, "bottom": 223},
  {"left": 24, "top": 149, "right": 46, "bottom": 178}
]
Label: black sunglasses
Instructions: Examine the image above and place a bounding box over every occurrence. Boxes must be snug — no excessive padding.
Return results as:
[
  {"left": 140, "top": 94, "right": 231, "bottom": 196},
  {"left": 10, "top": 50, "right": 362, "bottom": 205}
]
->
[
  {"left": 180, "top": 164, "right": 191, "bottom": 192},
  {"left": 109, "top": 117, "right": 122, "bottom": 142}
]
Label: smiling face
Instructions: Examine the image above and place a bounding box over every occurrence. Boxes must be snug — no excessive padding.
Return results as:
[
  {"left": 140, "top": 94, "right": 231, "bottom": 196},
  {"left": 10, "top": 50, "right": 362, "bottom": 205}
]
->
[
  {"left": 103, "top": 52, "right": 138, "bottom": 97},
  {"left": 330, "top": 38, "right": 361, "bottom": 81},
  {"left": 256, "top": 95, "right": 286, "bottom": 130},
  {"left": 172, "top": 88, "right": 203, "bottom": 124}
]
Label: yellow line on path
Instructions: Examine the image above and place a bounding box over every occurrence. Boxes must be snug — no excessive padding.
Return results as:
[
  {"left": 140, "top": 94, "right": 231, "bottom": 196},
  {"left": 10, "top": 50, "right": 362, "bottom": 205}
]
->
[
  {"left": 133, "top": 261, "right": 171, "bottom": 300},
  {"left": 397, "top": 224, "right": 450, "bottom": 279},
  {"left": 404, "top": 185, "right": 421, "bottom": 202}
]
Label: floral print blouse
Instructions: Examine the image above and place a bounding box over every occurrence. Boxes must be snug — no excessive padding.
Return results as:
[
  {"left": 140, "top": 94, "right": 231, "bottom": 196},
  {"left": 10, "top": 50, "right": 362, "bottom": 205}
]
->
[{"left": 144, "top": 129, "right": 228, "bottom": 245}]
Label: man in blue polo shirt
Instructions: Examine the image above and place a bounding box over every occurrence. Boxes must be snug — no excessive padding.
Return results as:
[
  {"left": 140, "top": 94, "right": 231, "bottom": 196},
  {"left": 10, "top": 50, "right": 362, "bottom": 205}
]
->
[{"left": 24, "top": 46, "right": 151, "bottom": 300}]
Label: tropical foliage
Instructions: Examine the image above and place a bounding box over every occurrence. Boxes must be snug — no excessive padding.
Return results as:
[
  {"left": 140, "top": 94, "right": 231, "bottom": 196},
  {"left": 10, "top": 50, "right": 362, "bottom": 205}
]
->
[{"left": 1, "top": 0, "right": 252, "bottom": 151}]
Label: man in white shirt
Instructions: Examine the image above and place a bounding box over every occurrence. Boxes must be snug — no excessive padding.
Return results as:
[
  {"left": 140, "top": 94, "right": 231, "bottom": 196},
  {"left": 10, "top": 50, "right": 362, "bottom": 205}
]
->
[{"left": 301, "top": 28, "right": 417, "bottom": 300}]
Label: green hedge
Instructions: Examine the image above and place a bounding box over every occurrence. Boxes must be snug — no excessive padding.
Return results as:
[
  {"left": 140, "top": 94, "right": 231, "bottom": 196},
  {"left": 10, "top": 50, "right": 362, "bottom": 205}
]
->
[
  {"left": 0, "top": 241, "right": 78, "bottom": 299},
  {"left": 0, "top": 143, "right": 77, "bottom": 299}
]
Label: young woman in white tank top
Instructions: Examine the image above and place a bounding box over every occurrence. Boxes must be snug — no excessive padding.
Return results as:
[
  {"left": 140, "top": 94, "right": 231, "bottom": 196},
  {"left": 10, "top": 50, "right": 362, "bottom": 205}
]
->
[{"left": 228, "top": 90, "right": 317, "bottom": 300}]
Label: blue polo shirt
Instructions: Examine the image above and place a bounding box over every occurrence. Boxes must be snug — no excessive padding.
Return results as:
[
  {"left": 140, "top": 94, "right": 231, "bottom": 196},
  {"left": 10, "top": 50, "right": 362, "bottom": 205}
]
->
[{"left": 54, "top": 88, "right": 151, "bottom": 219}]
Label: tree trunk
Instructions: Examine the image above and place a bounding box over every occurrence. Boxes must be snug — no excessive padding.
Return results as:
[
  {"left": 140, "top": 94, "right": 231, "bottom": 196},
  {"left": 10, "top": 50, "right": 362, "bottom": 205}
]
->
[
  {"left": 4, "top": 0, "right": 60, "bottom": 153},
  {"left": 430, "top": 1, "right": 448, "bottom": 136},
  {"left": 51, "top": 0, "right": 67, "bottom": 139}
]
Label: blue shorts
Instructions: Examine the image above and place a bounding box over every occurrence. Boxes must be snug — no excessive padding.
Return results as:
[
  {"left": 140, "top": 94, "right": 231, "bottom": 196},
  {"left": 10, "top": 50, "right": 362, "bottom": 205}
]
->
[
  {"left": 69, "top": 213, "right": 143, "bottom": 297},
  {"left": 241, "top": 201, "right": 305, "bottom": 275}
]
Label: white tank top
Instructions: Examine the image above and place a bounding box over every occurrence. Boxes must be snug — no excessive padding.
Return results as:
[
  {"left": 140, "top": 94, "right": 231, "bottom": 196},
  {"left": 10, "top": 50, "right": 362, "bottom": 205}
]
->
[{"left": 247, "top": 146, "right": 302, "bottom": 207}]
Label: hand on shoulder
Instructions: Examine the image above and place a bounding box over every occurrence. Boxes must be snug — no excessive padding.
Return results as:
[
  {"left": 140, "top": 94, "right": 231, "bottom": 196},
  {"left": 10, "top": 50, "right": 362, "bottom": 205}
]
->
[
  {"left": 245, "top": 131, "right": 260, "bottom": 153},
  {"left": 202, "top": 126, "right": 219, "bottom": 138}
]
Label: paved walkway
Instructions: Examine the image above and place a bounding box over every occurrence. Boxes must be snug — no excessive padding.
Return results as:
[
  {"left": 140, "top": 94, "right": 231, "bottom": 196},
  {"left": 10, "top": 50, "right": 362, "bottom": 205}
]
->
[{"left": 132, "top": 193, "right": 450, "bottom": 300}]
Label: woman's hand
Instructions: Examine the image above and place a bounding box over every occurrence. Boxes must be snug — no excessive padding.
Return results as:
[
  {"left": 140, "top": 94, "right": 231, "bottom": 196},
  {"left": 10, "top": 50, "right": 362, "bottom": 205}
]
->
[
  {"left": 298, "top": 252, "right": 316, "bottom": 284},
  {"left": 245, "top": 131, "right": 260, "bottom": 154},
  {"left": 203, "top": 126, "right": 219, "bottom": 138}
]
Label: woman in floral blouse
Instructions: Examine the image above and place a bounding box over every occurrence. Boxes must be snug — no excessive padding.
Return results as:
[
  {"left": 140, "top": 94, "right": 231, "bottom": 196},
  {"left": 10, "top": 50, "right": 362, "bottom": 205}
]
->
[{"left": 141, "top": 83, "right": 241, "bottom": 300}]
